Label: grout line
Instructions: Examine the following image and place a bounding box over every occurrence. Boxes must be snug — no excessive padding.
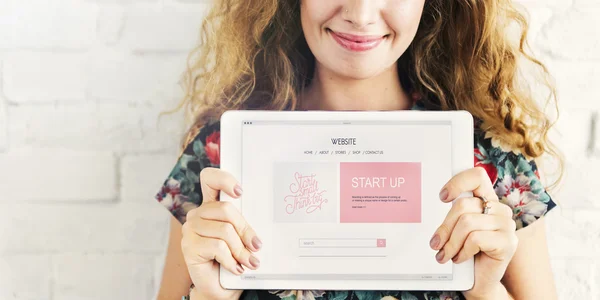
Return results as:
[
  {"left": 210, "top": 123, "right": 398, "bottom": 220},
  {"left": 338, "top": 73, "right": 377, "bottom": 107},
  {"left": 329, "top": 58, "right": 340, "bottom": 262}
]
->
[
  {"left": 588, "top": 112, "right": 598, "bottom": 157},
  {"left": 0, "top": 59, "right": 8, "bottom": 152},
  {"left": 115, "top": 153, "right": 123, "bottom": 202},
  {"left": 49, "top": 255, "right": 54, "bottom": 300}
]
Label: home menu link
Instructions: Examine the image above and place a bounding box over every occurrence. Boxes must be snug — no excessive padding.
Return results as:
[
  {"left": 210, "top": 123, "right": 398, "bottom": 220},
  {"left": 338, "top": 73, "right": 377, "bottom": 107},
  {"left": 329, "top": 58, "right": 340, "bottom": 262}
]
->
[{"left": 304, "top": 150, "right": 384, "bottom": 155}]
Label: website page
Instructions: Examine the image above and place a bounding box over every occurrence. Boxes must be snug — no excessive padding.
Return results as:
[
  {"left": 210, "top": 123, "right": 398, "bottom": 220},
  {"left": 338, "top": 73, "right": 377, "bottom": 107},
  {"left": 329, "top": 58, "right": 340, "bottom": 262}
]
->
[{"left": 240, "top": 120, "right": 453, "bottom": 280}]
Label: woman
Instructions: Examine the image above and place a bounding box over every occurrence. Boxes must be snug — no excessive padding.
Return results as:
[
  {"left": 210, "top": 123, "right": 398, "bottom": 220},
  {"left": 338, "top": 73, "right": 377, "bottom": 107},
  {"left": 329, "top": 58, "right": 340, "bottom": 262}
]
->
[{"left": 155, "top": 0, "right": 560, "bottom": 299}]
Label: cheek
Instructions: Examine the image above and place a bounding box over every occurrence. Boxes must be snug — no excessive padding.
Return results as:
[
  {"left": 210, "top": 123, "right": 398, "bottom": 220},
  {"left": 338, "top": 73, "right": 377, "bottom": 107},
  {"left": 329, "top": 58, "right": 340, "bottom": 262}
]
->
[
  {"left": 300, "top": 0, "right": 336, "bottom": 31},
  {"left": 384, "top": 1, "right": 425, "bottom": 41},
  {"left": 300, "top": 0, "right": 338, "bottom": 57}
]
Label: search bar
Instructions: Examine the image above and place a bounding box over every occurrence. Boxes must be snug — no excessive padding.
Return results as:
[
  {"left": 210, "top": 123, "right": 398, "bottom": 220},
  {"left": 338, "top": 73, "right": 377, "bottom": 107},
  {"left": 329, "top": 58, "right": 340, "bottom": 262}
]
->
[{"left": 299, "top": 238, "right": 386, "bottom": 248}]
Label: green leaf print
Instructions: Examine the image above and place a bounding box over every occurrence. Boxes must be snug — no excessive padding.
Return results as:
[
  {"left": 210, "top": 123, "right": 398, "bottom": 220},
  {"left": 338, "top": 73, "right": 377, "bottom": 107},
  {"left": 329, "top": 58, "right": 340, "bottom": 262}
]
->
[
  {"left": 515, "top": 156, "right": 533, "bottom": 174},
  {"left": 188, "top": 191, "right": 200, "bottom": 205},
  {"left": 192, "top": 139, "right": 206, "bottom": 160},
  {"left": 538, "top": 192, "right": 550, "bottom": 203},
  {"left": 186, "top": 169, "right": 199, "bottom": 185},
  {"left": 168, "top": 163, "right": 181, "bottom": 179},
  {"left": 243, "top": 290, "right": 260, "bottom": 300},
  {"left": 179, "top": 154, "right": 196, "bottom": 169},
  {"left": 478, "top": 143, "right": 488, "bottom": 157},
  {"left": 530, "top": 178, "right": 543, "bottom": 194},
  {"left": 504, "top": 159, "right": 516, "bottom": 179},
  {"left": 171, "top": 171, "right": 186, "bottom": 183},
  {"left": 400, "top": 292, "right": 419, "bottom": 300},
  {"left": 179, "top": 177, "right": 193, "bottom": 196},
  {"left": 354, "top": 291, "right": 380, "bottom": 300},
  {"left": 328, "top": 291, "right": 350, "bottom": 300}
]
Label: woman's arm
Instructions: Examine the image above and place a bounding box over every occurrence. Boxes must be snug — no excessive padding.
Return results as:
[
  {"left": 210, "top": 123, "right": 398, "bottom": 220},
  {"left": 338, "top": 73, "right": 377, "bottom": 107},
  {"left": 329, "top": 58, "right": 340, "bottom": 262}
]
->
[
  {"left": 156, "top": 216, "right": 193, "bottom": 300},
  {"left": 502, "top": 217, "right": 558, "bottom": 299}
]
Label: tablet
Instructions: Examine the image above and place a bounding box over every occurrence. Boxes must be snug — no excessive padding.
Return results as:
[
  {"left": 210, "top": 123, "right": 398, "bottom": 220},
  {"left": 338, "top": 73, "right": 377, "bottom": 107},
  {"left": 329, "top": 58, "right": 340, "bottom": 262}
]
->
[{"left": 219, "top": 110, "right": 475, "bottom": 291}]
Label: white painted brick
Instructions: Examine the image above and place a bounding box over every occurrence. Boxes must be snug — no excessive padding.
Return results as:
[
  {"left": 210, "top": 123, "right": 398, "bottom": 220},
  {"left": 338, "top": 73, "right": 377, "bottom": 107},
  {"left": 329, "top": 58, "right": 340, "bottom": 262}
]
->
[
  {"left": 121, "top": 154, "right": 178, "bottom": 202},
  {"left": 0, "top": 255, "right": 52, "bottom": 300},
  {"left": 119, "top": 4, "right": 209, "bottom": 52},
  {"left": 0, "top": 203, "right": 171, "bottom": 253},
  {"left": 154, "top": 252, "right": 168, "bottom": 299},
  {"left": 592, "top": 111, "right": 600, "bottom": 157},
  {"left": 89, "top": 49, "right": 186, "bottom": 103},
  {"left": 544, "top": 61, "right": 600, "bottom": 110},
  {"left": 89, "top": 0, "right": 157, "bottom": 4},
  {"left": 515, "top": 0, "right": 574, "bottom": 11},
  {"left": 536, "top": 6, "right": 600, "bottom": 60},
  {"left": 511, "top": 3, "right": 554, "bottom": 45},
  {"left": 52, "top": 254, "right": 157, "bottom": 300},
  {"left": 168, "top": 0, "right": 205, "bottom": 3},
  {"left": 572, "top": 0, "right": 600, "bottom": 9},
  {"left": 0, "top": 2, "right": 11, "bottom": 48},
  {"left": 546, "top": 208, "right": 600, "bottom": 258},
  {"left": 97, "top": 5, "right": 126, "bottom": 46},
  {"left": 0, "top": 65, "right": 7, "bottom": 151},
  {"left": 551, "top": 259, "right": 595, "bottom": 299},
  {"left": 0, "top": 100, "right": 6, "bottom": 152},
  {"left": 0, "top": 149, "right": 116, "bottom": 202},
  {"left": 593, "top": 262, "right": 600, "bottom": 299},
  {"left": 0, "top": 0, "right": 97, "bottom": 50},
  {"left": 3, "top": 52, "right": 87, "bottom": 103},
  {"left": 139, "top": 106, "right": 187, "bottom": 154},
  {"left": 8, "top": 103, "right": 184, "bottom": 153},
  {"left": 165, "top": 0, "right": 210, "bottom": 5},
  {"left": 549, "top": 158, "right": 600, "bottom": 209},
  {"left": 547, "top": 108, "right": 593, "bottom": 160}
]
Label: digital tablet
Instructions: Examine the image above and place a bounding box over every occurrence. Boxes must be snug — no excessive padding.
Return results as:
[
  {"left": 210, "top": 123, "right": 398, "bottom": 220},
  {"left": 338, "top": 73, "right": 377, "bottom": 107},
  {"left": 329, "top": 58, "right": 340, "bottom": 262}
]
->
[{"left": 219, "top": 110, "right": 475, "bottom": 291}]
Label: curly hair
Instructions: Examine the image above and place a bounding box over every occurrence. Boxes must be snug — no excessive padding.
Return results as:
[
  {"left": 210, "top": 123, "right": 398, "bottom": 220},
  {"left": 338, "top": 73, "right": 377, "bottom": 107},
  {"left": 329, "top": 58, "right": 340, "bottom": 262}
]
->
[{"left": 169, "top": 0, "right": 563, "bottom": 188}]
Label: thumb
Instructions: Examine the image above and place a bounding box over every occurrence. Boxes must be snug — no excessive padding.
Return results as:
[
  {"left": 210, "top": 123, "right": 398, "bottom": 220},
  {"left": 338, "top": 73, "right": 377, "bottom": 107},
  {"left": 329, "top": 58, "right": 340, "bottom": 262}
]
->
[{"left": 199, "top": 168, "right": 242, "bottom": 202}]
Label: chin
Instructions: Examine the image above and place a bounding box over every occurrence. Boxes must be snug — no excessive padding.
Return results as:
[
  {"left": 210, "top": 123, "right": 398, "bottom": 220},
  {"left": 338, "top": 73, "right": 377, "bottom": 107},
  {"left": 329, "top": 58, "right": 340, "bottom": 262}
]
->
[
  {"left": 314, "top": 52, "right": 392, "bottom": 81},
  {"left": 335, "top": 65, "right": 386, "bottom": 80}
]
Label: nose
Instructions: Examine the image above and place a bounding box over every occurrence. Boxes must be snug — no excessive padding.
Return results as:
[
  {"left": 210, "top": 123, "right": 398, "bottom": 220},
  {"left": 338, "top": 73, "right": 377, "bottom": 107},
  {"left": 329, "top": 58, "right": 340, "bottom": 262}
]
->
[{"left": 342, "top": 0, "right": 377, "bottom": 29}]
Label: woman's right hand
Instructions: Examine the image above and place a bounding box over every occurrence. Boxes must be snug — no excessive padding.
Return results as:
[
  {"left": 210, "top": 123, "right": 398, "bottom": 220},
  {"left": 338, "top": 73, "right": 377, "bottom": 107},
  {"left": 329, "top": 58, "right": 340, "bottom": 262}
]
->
[{"left": 181, "top": 167, "right": 262, "bottom": 300}]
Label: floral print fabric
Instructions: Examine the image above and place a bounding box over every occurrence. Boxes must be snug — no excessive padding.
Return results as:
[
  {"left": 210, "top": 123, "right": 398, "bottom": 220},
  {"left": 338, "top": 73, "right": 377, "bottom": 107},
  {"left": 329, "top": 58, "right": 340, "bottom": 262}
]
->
[{"left": 155, "top": 103, "right": 556, "bottom": 300}]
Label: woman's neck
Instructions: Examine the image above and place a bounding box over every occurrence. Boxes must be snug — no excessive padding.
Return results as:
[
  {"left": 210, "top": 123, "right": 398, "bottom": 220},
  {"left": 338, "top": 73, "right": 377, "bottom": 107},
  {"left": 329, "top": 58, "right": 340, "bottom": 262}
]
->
[{"left": 299, "top": 62, "right": 412, "bottom": 111}]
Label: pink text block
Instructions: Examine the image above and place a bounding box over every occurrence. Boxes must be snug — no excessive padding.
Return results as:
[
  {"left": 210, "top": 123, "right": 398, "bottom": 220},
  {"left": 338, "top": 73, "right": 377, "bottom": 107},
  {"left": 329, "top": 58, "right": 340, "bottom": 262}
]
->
[{"left": 340, "top": 162, "right": 421, "bottom": 223}]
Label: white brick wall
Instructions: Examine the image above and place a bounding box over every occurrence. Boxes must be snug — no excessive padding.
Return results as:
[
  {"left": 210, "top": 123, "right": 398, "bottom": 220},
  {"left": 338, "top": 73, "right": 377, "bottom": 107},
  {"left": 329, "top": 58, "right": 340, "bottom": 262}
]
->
[
  {"left": 4, "top": 52, "right": 88, "bottom": 103},
  {"left": 0, "top": 0, "right": 598, "bottom": 299},
  {"left": 53, "top": 254, "right": 157, "bottom": 300}
]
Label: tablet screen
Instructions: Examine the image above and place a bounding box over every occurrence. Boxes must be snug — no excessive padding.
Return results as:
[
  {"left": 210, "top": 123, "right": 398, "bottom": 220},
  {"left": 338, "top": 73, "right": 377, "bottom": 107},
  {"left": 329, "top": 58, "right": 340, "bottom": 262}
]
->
[{"left": 240, "top": 120, "right": 453, "bottom": 281}]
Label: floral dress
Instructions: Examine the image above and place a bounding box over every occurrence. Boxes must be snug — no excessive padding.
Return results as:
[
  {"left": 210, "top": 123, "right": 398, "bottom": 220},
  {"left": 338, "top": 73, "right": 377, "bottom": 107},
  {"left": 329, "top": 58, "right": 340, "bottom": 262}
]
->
[{"left": 155, "top": 102, "right": 557, "bottom": 300}]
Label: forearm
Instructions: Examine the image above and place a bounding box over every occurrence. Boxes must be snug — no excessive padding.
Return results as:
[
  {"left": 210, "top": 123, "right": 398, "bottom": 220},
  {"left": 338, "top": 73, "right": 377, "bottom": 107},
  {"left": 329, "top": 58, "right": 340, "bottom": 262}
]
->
[{"left": 463, "top": 283, "right": 514, "bottom": 300}]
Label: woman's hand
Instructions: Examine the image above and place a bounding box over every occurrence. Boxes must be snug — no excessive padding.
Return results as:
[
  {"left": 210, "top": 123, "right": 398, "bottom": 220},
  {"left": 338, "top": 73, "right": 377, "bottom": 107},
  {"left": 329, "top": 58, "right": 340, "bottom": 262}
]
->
[
  {"left": 181, "top": 167, "right": 261, "bottom": 300},
  {"left": 430, "top": 167, "right": 518, "bottom": 299}
]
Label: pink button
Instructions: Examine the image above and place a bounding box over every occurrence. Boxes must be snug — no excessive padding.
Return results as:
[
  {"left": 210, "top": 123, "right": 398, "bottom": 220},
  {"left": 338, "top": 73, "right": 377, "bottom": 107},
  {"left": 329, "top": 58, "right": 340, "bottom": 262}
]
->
[{"left": 377, "top": 239, "right": 386, "bottom": 248}]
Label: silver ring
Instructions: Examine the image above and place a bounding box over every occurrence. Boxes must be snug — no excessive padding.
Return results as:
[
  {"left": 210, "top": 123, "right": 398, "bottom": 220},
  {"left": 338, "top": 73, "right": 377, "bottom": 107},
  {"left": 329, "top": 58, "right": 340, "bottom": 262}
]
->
[{"left": 477, "top": 196, "right": 492, "bottom": 215}]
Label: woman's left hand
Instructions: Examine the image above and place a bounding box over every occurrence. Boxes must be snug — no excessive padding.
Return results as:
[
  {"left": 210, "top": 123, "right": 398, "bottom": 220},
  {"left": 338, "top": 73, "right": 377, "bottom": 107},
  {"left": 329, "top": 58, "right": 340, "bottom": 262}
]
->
[{"left": 430, "top": 167, "right": 519, "bottom": 299}]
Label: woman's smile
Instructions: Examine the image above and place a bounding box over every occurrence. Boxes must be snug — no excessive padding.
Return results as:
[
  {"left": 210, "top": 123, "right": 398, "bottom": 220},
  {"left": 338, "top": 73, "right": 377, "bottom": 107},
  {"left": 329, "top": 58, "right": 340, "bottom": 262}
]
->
[{"left": 327, "top": 29, "right": 387, "bottom": 52}]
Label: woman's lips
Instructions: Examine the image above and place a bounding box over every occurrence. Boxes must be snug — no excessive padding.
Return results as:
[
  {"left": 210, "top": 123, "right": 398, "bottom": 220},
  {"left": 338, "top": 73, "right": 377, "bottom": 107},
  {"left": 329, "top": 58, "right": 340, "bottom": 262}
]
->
[{"left": 329, "top": 30, "right": 385, "bottom": 52}]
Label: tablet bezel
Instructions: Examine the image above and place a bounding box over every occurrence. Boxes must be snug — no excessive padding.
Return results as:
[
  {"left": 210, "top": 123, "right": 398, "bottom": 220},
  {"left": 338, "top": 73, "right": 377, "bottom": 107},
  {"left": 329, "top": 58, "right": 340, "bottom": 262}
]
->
[{"left": 219, "top": 110, "right": 475, "bottom": 291}]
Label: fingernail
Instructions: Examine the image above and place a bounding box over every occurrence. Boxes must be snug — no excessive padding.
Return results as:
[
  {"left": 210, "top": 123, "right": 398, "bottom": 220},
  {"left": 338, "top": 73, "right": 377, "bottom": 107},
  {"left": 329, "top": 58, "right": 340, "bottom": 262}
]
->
[
  {"left": 234, "top": 184, "right": 243, "bottom": 197},
  {"left": 439, "top": 188, "right": 448, "bottom": 201},
  {"left": 436, "top": 249, "right": 445, "bottom": 262},
  {"left": 236, "top": 264, "right": 244, "bottom": 274},
  {"left": 252, "top": 236, "right": 262, "bottom": 250},
  {"left": 430, "top": 234, "right": 440, "bottom": 249},
  {"left": 249, "top": 255, "right": 260, "bottom": 268}
]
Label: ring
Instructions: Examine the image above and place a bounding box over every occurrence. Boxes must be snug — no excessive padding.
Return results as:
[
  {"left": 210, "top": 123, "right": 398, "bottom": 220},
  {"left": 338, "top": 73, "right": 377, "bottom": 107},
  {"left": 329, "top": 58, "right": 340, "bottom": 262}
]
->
[{"left": 476, "top": 196, "right": 492, "bottom": 215}]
